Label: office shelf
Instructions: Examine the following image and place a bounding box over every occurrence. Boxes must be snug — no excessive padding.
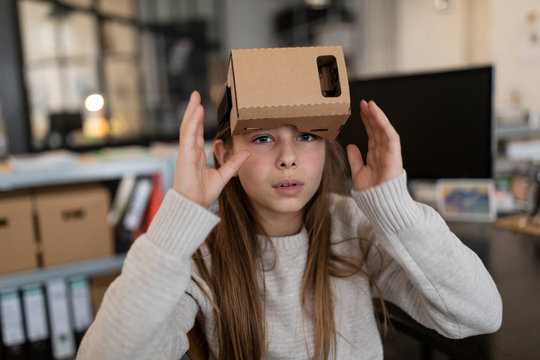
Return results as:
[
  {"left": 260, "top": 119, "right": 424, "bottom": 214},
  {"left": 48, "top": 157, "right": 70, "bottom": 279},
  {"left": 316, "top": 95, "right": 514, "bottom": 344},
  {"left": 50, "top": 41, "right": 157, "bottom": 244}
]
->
[
  {"left": 0, "top": 254, "right": 125, "bottom": 291},
  {"left": 496, "top": 125, "right": 540, "bottom": 140},
  {"left": 0, "top": 154, "right": 176, "bottom": 192},
  {"left": 0, "top": 149, "right": 179, "bottom": 291}
]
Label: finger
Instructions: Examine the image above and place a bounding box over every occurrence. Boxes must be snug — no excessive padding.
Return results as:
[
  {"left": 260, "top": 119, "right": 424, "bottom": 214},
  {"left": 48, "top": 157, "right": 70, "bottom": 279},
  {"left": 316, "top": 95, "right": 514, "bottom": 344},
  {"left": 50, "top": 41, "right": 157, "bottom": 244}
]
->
[
  {"left": 362, "top": 101, "right": 386, "bottom": 149},
  {"left": 368, "top": 101, "right": 399, "bottom": 143},
  {"left": 181, "top": 105, "right": 204, "bottom": 150},
  {"left": 368, "top": 102, "right": 402, "bottom": 160},
  {"left": 364, "top": 100, "right": 387, "bottom": 145},
  {"left": 360, "top": 100, "right": 378, "bottom": 152},
  {"left": 360, "top": 100, "right": 375, "bottom": 139},
  {"left": 346, "top": 144, "right": 364, "bottom": 175},
  {"left": 217, "top": 150, "right": 251, "bottom": 184},
  {"left": 179, "top": 91, "right": 201, "bottom": 139},
  {"left": 182, "top": 91, "right": 201, "bottom": 124},
  {"left": 196, "top": 105, "right": 205, "bottom": 148}
]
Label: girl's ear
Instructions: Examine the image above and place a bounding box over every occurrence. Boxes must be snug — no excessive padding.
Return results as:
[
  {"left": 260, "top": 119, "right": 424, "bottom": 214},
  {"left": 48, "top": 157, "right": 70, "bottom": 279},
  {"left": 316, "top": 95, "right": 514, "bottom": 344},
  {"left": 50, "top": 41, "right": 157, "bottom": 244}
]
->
[{"left": 213, "top": 139, "right": 231, "bottom": 167}]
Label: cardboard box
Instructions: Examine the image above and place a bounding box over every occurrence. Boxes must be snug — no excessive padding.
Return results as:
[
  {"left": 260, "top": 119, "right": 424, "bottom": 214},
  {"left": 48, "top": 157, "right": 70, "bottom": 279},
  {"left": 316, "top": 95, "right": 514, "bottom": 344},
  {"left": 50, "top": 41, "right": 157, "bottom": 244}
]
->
[
  {"left": 34, "top": 185, "right": 113, "bottom": 267},
  {"left": 89, "top": 272, "right": 119, "bottom": 315},
  {"left": 0, "top": 192, "right": 39, "bottom": 275},
  {"left": 227, "top": 46, "right": 350, "bottom": 140}
]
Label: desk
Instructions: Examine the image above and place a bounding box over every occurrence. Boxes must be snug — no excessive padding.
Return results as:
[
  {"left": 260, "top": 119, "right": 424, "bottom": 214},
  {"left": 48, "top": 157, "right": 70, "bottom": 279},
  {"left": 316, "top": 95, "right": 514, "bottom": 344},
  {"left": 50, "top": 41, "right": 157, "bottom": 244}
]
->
[{"left": 381, "top": 222, "right": 540, "bottom": 359}]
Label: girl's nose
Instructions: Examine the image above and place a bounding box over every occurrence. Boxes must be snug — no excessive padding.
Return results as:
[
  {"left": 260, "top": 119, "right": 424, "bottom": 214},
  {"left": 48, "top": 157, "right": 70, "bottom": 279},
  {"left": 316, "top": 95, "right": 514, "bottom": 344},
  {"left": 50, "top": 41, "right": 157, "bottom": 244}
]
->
[
  {"left": 277, "top": 142, "right": 297, "bottom": 169},
  {"left": 279, "top": 158, "right": 296, "bottom": 169}
]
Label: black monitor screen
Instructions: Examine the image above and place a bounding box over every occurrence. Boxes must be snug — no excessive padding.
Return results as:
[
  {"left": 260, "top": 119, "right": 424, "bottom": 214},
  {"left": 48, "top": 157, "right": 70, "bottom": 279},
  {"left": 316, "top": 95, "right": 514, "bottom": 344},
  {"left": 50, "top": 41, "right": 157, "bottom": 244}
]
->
[{"left": 337, "top": 66, "right": 494, "bottom": 180}]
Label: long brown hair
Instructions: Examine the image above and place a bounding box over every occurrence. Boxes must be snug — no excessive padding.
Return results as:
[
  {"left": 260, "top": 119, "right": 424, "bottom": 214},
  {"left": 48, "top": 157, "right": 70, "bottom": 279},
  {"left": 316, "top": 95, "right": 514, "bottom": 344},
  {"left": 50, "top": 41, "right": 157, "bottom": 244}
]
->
[{"left": 192, "top": 116, "right": 387, "bottom": 360}]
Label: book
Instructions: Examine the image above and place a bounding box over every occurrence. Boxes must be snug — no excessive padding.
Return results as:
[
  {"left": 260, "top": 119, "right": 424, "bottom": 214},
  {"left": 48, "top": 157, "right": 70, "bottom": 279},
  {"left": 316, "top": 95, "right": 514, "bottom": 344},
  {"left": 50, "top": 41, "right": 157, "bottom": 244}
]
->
[
  {"left": 107, "top": 173, "right": 136, "bottom": 227},
  {"left": 138, "top": 173, "right": 164, "bottom": 234},
  {"left": 115, "top": 177, "right": 153, "bottom": 252}
]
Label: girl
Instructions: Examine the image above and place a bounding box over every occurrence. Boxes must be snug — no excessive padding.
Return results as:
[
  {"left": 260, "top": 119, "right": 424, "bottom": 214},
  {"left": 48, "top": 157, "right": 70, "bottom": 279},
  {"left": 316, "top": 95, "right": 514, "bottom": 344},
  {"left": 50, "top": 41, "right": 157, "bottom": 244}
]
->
[{"left": 77, "top": 90, "right": 502, "bottom": 360}]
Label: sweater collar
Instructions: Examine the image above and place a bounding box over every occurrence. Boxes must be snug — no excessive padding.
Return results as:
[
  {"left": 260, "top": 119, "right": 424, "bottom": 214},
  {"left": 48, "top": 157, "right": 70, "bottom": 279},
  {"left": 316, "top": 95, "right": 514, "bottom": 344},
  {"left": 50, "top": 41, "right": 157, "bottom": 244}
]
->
[{"left": 257, "top": 227, "right": 309, "bottom": 251}]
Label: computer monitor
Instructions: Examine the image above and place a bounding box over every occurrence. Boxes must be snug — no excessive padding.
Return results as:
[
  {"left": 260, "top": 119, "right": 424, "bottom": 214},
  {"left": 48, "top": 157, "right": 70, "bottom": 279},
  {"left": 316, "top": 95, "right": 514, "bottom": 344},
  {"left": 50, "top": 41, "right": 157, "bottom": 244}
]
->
[{"left": 337, "top": 66, "right": 494, "bottom": 180}]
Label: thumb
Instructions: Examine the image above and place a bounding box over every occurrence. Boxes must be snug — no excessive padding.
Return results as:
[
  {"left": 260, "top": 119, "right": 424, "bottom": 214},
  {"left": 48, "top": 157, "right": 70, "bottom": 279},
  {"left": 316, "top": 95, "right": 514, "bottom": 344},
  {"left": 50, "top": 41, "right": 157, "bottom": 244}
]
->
[
  {"left": 346, "top": 144, "right": 365, "bottom": 175},
  {"left": 217, "top": 150, "right": 251, "bottom": 183}
]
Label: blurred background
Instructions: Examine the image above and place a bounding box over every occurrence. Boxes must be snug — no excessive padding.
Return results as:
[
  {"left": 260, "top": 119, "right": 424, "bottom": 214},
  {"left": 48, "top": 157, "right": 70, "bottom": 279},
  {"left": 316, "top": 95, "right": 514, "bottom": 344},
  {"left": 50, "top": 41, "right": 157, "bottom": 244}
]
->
[
  {"left": 0, "top": 0, "right": 538, "bottom": 155},
  {"left": 1, "top": 1, "right": 540, "bottom": 359}
]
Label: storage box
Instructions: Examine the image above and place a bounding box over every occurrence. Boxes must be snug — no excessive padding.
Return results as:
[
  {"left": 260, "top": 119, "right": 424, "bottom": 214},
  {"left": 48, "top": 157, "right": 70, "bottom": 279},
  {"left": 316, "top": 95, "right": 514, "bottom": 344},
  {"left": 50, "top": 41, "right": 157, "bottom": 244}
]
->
[
  {"left": 227, "top": 46, "right": 351, "bottom": 140},
  {"left": 34, "top": 185, "right": 113, "bottom": 267},
  {"left": 0, "top": 192, "right": 39, "bottom": 275},
  {"left": 90, "top": 272, "right": 119, "bottom": 315}
]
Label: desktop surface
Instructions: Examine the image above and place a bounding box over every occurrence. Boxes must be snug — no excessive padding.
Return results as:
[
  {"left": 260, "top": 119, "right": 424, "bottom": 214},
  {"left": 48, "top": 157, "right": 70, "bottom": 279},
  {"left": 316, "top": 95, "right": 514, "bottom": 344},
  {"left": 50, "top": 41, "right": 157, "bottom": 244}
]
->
[{"left": 381, "top": 221, "right": 540, "bottom": 359}]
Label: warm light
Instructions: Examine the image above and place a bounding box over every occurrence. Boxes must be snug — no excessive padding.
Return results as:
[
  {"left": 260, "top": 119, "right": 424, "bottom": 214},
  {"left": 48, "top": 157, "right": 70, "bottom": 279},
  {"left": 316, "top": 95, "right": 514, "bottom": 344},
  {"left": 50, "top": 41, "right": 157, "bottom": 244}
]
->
[
  {"left": 306, "top": 0, "right": 328, "bottom": 9},
  {"left": 84, "top": 94, "right": 105, "bottom": 112},
  {"left": 83, "top": 116, "right": 109, "bottom": 138}
]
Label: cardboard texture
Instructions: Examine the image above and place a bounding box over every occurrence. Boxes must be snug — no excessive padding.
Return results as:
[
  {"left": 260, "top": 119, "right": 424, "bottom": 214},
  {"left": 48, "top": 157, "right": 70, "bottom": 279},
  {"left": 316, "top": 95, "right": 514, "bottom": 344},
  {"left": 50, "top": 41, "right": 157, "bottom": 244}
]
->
[
  {"left": 34, "top": 185, "right": 113, "bottom": 267},
  {"left": 0, "top": 193, "right": 38, "bottom": 275},
  {"left": 227, "top": 46, "right": 350, "bottom": 140}
]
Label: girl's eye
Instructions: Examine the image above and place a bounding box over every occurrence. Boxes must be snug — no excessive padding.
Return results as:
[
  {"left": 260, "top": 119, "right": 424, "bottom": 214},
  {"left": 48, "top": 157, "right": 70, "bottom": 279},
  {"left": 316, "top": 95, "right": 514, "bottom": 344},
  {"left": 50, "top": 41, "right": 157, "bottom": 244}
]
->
[
  {"left": 297, "top": 133, "right": 317, "bottom": 142},
  {"left": 253, "top": 135, "right": 273, "bottom": 144}
]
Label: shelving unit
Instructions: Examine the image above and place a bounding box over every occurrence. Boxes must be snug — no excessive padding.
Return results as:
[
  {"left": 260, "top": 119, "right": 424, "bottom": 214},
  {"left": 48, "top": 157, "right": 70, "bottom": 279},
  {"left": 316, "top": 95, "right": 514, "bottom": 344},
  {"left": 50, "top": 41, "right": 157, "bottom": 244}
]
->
[
  {"left": 0, "top": 152, "right": 176, "bottom": 192},
  {"left": 496, "top": 125, "right": 540, "bottom": 140},
  {"left": 0, "top": 149, "right": 177, "bottom": 291},
  {"left": 0, "top": 255, "right": 125, "bottom": 291}
]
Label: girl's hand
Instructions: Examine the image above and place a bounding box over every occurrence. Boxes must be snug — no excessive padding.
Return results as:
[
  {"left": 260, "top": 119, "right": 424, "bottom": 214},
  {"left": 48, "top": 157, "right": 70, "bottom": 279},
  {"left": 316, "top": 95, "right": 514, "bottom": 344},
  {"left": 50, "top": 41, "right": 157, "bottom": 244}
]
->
[
  {"left": 173, "top": 91, "right": 250, "bottom": 208},
  {"left": 346, "top": 100, "right": 403, "bottom": 191}
]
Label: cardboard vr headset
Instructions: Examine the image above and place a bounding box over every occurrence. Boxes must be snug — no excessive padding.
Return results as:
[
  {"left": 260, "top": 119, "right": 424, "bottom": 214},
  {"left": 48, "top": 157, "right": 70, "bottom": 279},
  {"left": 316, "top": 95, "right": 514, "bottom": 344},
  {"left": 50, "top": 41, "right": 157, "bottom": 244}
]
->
[{"left": 220, "top": 46, "right": 351, "bottom": 140}]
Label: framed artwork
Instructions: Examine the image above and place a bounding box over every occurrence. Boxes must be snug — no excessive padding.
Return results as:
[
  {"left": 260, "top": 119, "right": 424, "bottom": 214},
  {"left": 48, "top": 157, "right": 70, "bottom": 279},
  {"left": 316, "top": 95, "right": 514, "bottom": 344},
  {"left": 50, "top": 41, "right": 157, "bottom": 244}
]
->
[{"left": 436, "top": 179, "right": 496, "bottom": 222}]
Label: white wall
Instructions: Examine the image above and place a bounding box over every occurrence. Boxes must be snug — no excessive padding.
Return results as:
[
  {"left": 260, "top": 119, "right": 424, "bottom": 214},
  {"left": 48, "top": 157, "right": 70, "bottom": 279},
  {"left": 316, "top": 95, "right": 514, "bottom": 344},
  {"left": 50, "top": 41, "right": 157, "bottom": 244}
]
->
[
  {"left": 349, "top": 0, "right": 490, "bottom": 76},
  {"left": 221, "top": 0, "right": 540, "bottom": 117},
  {"left": 490, "top": 0, "right": 540, "bottom": 114},
  {"left": 395, "top": 0, "right": 471, "bottom": 72},
  {"left": 469, "top": 0, "right": 491, "bottom": 65},
  {"left": 371, "top": 0, "right": 540, "bottom": 117},
  {"left": 350, "top": 0, "right": 397, "bottom": 77}
]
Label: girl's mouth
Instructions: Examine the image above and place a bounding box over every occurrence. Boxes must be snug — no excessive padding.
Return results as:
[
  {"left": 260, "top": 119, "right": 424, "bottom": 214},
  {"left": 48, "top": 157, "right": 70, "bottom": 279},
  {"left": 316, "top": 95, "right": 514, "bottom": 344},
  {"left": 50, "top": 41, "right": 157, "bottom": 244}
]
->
[{"left": 273, "top": 179, "right": 304, "bottom": 195}]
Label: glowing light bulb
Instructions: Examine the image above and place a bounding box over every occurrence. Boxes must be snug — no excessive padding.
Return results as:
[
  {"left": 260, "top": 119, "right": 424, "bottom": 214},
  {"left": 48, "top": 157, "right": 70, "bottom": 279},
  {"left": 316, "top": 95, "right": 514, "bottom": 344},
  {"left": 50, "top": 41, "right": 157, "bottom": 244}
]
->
[{"left": 85, "top": 94, "right": 105, "bottom": 112}]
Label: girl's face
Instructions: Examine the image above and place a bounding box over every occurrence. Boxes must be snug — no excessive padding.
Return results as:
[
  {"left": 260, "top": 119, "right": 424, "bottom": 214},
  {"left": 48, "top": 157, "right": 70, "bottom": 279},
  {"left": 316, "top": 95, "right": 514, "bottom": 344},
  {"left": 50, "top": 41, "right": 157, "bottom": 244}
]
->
[{"left": 230, "top": 125, "right": 326, "bottom": 223}]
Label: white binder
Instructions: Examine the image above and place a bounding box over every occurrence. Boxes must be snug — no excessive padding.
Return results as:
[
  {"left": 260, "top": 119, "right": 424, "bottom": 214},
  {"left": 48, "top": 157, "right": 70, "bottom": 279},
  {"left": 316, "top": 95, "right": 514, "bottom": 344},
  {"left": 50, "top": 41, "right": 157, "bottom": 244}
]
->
[
  {"left": 46, "top": 279, "right": 76, "bottom": 359},
  {"left": 0, "top": 288, "right": 26, "bottom": 348},
  {"left": 68, "top": 277, "right": 93, "bottom": 333},
  {"left": 22, "top": 284, "right": 49, "bottom": 343}
]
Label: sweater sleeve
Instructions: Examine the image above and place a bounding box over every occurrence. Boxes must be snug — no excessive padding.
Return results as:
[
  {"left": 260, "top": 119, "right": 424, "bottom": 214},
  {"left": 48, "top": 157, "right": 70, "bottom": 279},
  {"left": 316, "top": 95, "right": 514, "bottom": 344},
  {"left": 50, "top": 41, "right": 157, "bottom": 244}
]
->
[
  {"left": 351, "top": 171, "right": 502, "bottom": 339},
  {"left": 76, "top": 189, "right": 221, "bottom": 360}
]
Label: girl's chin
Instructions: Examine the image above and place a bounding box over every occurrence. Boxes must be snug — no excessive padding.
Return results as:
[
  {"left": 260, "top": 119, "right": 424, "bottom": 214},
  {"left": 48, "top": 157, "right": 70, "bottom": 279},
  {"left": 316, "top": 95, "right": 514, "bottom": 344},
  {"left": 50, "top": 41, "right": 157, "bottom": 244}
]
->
[
  {"left": 246, "top": 187, "right": 318, "bottom": 217},
  {"left": 267, "top": 199, "right": 311, "bottom": 215}
]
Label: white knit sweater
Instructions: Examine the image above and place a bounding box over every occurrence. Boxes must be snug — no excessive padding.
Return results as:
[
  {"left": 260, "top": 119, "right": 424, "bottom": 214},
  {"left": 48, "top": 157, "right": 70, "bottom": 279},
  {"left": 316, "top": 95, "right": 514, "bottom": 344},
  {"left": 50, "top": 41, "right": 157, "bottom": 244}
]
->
[{"left": 77, "top": 172, "right": 502, "bottom": 359}]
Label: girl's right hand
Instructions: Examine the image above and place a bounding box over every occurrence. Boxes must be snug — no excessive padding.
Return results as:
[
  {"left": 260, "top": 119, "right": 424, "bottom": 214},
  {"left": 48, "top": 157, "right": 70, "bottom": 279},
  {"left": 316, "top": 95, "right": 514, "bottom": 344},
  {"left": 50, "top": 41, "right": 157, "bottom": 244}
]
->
[{"left": 173, "top": 91, "right": 250, "bottom": 208}]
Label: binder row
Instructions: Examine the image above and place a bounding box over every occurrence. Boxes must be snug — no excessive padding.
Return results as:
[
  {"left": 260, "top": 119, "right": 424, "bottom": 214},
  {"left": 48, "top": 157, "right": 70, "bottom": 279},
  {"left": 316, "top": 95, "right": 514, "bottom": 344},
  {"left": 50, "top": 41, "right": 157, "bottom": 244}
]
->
[{"left": 0, "top": 278, "right": 93, "bottom": 360}]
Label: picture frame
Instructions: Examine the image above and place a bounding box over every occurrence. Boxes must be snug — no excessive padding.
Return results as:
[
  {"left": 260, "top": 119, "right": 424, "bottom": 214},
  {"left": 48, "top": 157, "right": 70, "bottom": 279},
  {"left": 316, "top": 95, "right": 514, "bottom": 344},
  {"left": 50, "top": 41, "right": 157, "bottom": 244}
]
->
[{"left": 435, "top": 179, "right": 496, "bottom": 222}]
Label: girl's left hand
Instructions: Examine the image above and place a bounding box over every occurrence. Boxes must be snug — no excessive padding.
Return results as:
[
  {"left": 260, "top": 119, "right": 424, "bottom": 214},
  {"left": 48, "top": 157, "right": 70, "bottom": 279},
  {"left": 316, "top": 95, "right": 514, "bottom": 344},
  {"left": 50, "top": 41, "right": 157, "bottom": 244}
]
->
[{"left": 346, "top": 100, "right": 403, "bottom": 191}]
